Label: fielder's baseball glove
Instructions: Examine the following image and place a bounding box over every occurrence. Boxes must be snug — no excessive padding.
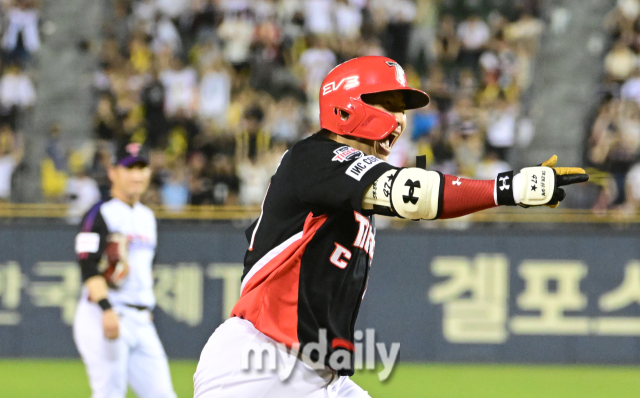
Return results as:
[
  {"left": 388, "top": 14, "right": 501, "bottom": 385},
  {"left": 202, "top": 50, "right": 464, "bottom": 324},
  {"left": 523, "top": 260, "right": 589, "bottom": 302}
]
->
[{"left": 97, "top": 233, "right": 130, "bottom": 289}]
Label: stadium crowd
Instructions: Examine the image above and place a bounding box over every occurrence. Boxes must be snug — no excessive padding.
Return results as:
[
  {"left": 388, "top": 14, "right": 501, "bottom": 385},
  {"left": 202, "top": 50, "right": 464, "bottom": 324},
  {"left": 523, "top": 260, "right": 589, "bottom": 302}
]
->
[
  {"left": 0, "top": 0, "right": 38, "bottom": 203},
  {"left": 588, "top": 0, "right": 640, "bottom": 214},
  {"left": 6, "top": 0, "right": 546, "bottom": 220}
]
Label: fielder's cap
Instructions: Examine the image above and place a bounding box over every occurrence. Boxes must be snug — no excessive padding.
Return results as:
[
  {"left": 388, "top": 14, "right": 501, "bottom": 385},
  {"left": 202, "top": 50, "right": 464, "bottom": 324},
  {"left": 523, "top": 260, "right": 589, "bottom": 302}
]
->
[{"left": 114, "top": 141, "right": 149, "bottom": 167}]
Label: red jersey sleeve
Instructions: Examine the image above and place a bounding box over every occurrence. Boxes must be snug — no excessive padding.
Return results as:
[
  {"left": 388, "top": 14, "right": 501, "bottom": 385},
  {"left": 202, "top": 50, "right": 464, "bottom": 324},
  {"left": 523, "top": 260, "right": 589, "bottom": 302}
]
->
[{"left": 438, "top": 175, "right": 497, "bottom": 219}]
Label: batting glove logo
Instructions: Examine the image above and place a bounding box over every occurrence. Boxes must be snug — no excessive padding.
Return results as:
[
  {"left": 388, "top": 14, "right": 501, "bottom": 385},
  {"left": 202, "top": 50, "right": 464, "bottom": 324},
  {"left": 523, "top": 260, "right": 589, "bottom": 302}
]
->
[
  {"left": 499, "top": 176, "right": 510, "bottom": 191},
  {"left": 402, "top": 180, "right": 420, "bottom": 204}
]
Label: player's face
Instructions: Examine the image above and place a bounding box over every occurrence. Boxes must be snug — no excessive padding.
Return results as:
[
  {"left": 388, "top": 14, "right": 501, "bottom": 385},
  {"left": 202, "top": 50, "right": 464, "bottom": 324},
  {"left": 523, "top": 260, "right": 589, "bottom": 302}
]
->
[
  {"left": 109, "top": 164, "right": 151, "bottom": 203},
  {"left": 362, "top": 91, "right": 407, "bottom": 161}
]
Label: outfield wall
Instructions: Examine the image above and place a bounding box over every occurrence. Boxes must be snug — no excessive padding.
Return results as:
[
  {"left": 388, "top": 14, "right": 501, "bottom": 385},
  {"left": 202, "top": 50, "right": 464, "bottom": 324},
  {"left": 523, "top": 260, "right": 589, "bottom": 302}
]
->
[{"left": 1, "top": 223, "right": 639, "bottom": 364}]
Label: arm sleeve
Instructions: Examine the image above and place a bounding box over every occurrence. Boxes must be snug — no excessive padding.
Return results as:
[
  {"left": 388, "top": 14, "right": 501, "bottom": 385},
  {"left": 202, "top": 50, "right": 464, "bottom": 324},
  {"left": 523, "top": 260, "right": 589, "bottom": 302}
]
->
[
  {"left": 438, "top": 175, "right": 497, "bottom": 219},
  {"left": 293, "top": 141, "right": 396, "bottom": 213},
  {"left": 75, "top": 203, "right": 109, "bottom": 282}
]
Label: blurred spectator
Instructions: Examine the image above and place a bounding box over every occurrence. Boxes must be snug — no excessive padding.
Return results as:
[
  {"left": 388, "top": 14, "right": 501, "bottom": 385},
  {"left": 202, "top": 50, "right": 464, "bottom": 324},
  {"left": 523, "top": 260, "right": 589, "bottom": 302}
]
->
[
  {"left": 503, "top": 12, "right": 544, "bottom": 45},
  {"left": 299, "top": 36, "right": 336, "bottom": 88},
  {"left": 198, "top": 60, "right": 231, "bottom": 126},
  {"left": 132, "top": 0, "right": 158, "bottom": 35},
  {"left": 88, "top": 141, "right": 113, "bottom": 200},
  {"left": 620, "top": 68, "right": 640, "bottom": 104},
  {"left": 151, "top": 13, "right": 182, "bottom": 54},
  {"left": 236, "top": 150, "right": 272, "bottom": 205},
  {"left": 111, "top": 0, "right": 131, "bottom": 52},
  {"left": 160, "top": 57, "right": 198, "bottom": 118},
  {"left": 94, "top": 94, "right": 120, "bottom": 141},
  {"left": 589, "top": 100, "right": 640, "bottom": 204},
  {"left": 605, "top": 0, "right": 640, "bottom": 37},
  {"left": 407, "top": 0, "right": 438, "bottom": 66},
  {"left": 2, "top": 0, "right": 40, "bottom": 64},
  {"left": 45, "top": 124, "right": 66, "bottom": 170},
  {"left": 457, "top": 67, "right": 478, "bottom": 98},
  {"left": 129, "top": 35, "right": 153, "bottom": 74},
  {"left": 382, "top": 0, "right": 416, "bottom": 66},
  {"left": 434, "top": 14, "right": 461, "bottom": 76},
  {"left": 410, "top": 104, "right": 440, "bottom": 142},
  {"left": 604, "top": 40, "right": 637, "bottom": 82},
  {"left": 457, "top": 14, "right": 491, "bottom": 69},
  {"left": 485, "top": 93, "right": 518, "bottom": 161},
  {"left": 160, "top": 159, "right": 189, "bottom": 210},
  {"left": 218, "top": 7, "right": 255, "bottom": 68},
  {"left": 156, "top": 0, "right": 190, "bottom": 20},
  {"left": 42, "top": 124, "right": 68, "bottom": 200},
  {"left": 624, "top": 161, "right": 640, "bottom": 212},
  {"left": 65, "top": 151, "right": 100, "bottom": 224},
  {"left": 187, "top": 151, "right": 213, "bottom": 205},
  {"left": 142, "top": 148, "right": 168, "bottom": 205},
  {"left": 236, "top": 103, "right": 270, "bottom": 162},
  {"left": 299, "top": 35, "right": 336, "bottom": 119},
  {"left": 0, "top": 125, "right": 22, "bottom": 201},
  {"left": 475, "top": 151, "right": 511, "bottom": 180},
  {"left": 98, "top": 38, "right": 125, "bottom": 70},
  {"left": 447, "top": 97, "right": 482, "bottom": 176},
  {"left": 140, "top": 67, "right": 167, "bottom": 148},
  {"left": 304, "top": 0, "right": 334, "bottom": 35},
  {"left": 191, "top": 0, "right": 223, "bottom": 41},
  {"left": 211, "top": 154, "right": 239, "bottom": 205},
  {"left": 422, "top": 67, "right": 452, "bottom": 111},
  {"left": 334, "top": 0, "right": 362, "bottom": 39},
  {"left": 586, "top": 2, "right": 640, "bottom": 211},
  {"left": 267, "top": 96, "right": 304, "bottom": 145},
  {"left": 0, "top": 62, "right": 35, "bottom": 129}
]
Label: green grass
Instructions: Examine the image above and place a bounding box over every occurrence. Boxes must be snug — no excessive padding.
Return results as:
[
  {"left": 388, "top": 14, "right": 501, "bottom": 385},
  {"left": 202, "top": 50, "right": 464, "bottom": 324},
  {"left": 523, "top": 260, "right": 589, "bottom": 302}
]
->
[{"left": 1, "top": 360, "right": 639, "bottom": 397}]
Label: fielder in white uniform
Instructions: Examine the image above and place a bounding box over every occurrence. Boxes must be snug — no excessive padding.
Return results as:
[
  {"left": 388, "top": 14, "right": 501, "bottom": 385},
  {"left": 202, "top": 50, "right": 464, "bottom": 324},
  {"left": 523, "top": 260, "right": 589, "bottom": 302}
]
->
[{"left": 73, "top": 143, "right": 176, "bottom": 398}]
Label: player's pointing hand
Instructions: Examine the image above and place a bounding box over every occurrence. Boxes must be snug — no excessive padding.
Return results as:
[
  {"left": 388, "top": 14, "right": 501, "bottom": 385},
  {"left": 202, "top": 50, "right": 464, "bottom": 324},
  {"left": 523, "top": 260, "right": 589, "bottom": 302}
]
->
[{"left": 496, "top": 155, "right": 589, "bottom": 208}]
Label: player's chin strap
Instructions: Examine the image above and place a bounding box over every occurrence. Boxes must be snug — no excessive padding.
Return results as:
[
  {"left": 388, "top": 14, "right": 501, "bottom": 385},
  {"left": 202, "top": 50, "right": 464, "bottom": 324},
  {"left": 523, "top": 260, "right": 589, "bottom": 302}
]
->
[
  {"left": 362, "top": 155, "right": 443, "bottom": 220},
  {"left": 495, "top": 155, "right": 589, "bottom": 207}
]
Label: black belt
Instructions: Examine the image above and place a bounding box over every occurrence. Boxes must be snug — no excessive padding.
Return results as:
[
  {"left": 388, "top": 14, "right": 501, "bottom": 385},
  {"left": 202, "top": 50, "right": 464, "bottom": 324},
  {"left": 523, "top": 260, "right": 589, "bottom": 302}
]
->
[{"left": 124, "top": 304, "right": 150, "bottom": 311}]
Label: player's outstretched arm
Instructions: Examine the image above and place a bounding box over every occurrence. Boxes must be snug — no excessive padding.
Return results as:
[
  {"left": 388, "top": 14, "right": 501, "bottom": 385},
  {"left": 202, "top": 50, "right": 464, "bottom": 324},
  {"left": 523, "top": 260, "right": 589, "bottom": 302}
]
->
[{"left": 362, "top": 155, "right": 589, "bottom": 220}]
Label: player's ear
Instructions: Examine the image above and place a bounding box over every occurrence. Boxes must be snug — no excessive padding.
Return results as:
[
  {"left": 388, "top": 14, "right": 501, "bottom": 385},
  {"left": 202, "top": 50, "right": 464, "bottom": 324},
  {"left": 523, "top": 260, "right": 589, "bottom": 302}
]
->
[{"left": 107, "top": 165, "right": 117, "bottom": 184}]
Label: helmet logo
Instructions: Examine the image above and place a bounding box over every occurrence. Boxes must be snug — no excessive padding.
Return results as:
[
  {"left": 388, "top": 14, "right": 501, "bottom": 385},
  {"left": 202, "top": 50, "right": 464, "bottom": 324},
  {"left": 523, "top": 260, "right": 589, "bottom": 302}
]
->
[
  {"left": 322, "top": 75, "right": 360, "bottom": 96},
  {"left": 385, "top": 61, "right": 406, "bottom": 85},
  {"left": 126, "top": 142, "right": 141, "bottom": 156}
]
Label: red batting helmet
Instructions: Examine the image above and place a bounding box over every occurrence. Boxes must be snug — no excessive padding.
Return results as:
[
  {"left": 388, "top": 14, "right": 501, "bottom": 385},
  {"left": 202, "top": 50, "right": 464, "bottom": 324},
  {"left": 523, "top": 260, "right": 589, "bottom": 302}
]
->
[{"left": 319, "top": 56, "right": 429, "bottom": 141}]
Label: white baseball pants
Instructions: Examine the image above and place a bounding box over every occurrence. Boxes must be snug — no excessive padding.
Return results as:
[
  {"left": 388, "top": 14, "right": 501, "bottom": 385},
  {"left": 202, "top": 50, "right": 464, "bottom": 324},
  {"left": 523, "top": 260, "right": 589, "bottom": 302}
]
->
[
  {"left": 194, "top": 317, "right": 371, "bottom": 398},
  {"left": 73, "top": 299, "right": 176, "bottom": 398}
]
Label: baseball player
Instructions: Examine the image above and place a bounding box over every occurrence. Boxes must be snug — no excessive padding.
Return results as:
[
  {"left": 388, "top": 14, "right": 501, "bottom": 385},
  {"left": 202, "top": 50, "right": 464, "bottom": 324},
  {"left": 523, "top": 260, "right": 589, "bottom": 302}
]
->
[
  {"left": 73, "top": 143, "right": 176, "bottom": 398},
  {"left": 193, "top": 56, "right": 589, "bottom": 397}
]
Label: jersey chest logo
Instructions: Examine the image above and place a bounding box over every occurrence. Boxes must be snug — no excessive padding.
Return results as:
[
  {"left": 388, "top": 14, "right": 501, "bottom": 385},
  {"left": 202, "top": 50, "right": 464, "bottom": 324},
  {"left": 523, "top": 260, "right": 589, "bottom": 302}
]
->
[{"left": 332, "top": 146, "right": 364, "bottom": 163}]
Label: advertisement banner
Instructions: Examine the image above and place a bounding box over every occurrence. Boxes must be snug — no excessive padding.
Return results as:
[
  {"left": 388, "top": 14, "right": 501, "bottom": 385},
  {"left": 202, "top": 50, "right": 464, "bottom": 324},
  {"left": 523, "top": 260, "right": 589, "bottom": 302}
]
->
[{"left": 1, "top": 224, "right": 639, "bottom": 364}]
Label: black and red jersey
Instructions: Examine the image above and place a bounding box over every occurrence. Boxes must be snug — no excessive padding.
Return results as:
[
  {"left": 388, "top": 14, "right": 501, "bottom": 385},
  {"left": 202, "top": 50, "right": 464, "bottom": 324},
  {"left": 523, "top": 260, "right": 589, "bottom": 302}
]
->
[{"left": 231, "top": 132, "right": 395, "bottom": 375}]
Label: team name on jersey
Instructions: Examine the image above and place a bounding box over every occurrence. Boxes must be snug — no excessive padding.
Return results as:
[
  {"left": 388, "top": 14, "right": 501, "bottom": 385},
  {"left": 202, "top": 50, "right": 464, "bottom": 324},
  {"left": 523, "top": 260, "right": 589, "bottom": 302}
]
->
[
  {"left": 128, "top": 233, "right": 155, "bottom": 249},
  {"left": 329, "top": 211, "right": 375, "bottom": 269},
  {"left": 332, "top": 146, "right": 364, "bottom": 163},
  {"left": 322, "top": 75, "right": 360, "bottom": 95}
]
